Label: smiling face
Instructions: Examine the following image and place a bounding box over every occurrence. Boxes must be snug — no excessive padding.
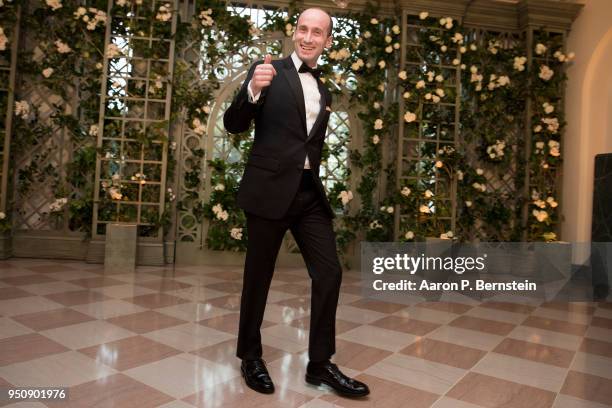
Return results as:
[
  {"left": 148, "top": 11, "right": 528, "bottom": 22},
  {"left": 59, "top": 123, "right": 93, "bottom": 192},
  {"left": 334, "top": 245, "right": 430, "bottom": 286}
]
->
[{"left": 292, "top": 8, "right": 333, "bottom": 68}]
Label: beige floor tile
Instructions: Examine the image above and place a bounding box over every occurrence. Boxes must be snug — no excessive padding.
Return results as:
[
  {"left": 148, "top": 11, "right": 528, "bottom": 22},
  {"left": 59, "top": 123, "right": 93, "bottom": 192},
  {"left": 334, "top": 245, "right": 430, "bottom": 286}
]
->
[
  {"left": 0, "top": 317, "right": 33, "bottom": 339},
  {"left": 42, "top": 320, "right": 135, "bottom": 349},
  {"left": 123, "top": 293, "right": 190, "bottom": 309},
  {"left": 447, "top": 372, "right": 556, "bottom": 408},
  {"left": 449, "top": 315, "right": 516, "bottom": 336},
  {"left": 192, "top": 339, "right": 286, "bottom": 365},
  {"left": 509, "top": 325, "right": 583, "bottom": 350},
  {"left": 0, "top": 333, "right": 68, "bottom": 366},
  {"left": 44, "top": 270, "right": 100, "bottom": 281},
  {"left": 159, "top": 400, "right": 197, "bottom": 408},
  {"left": 523, "top": 316, "right": 589, "bottom": 336},
  {"left": 0, "top": 287, "right": 36, "bottom": 301},
  {"left": 579, "top": 338, "right": 612, "bottom": 359},
  {"left": 493, "top": 338, "right": 575, "bottom": 368},
  {"left": 106, "top": 310, "right": 187, "bottom": 334},
  {"left": 465, "top": 305, "right": 527, "bottom": 324},
  {"left": 70, "top": 299, "right": 148, "bottom": 319},
  {"left": 321, "top": 373, "right": 439, "bottom": 408},
  {"left": 78, "top": 335, "right": 182, "bottom": 371},
  {"left": 68, "top": 277, "right": 128, "bottom": 289},
  {"left": 472, "top": 352, "right": 568, "bottom": 392},
  {"left": 532, "top": 307, "right": 593, "bottom": 325},
  {"left": 184, "top": 374, "right": 311, "bottom": 408},
  {"left": 45, "top": 373, "right": 174, "bottom": 408},
  {"left": 570, "top": 352, "right": 612, "bottom": 380},
  {"left": 333, "top": 339, "right": 392, "bottom": 371},
  {"left": 265, "top": 303, "right": 309, "bottom": 324},
  {"left": 0, "top": 296, "right": 63, "bottom": 316},
  {"left": 370, "top": 315, "right": 440, "bottom": 336},
  {"left": 365, "top": 353, "right": 466, "bottom": 395},
  {"left": 12, "top": 308, "right": 95, "bottom": 331},
  {"left": 414, "top": 301, "right": 473, "bottom": 315},
  {"left": 0, "top": 350, "right": 116, "bottom": 387},
  {"left": 394, "top": 306, "right": 458, "bottom": 325},
  {"left": 479, "top": 301, "right": 536, "bottom": 314},
  {"left": 44, "top": 290, "right": 111, "bottom": 307},
  {"left": 267, "top": 289, "right": 303, "bottom": 303},
  {"left": 585, "top": 326, "right": 612, "bottom": 342},
  {"left": 338, "top": 325, "right": 418, "bottom": 352},
  {"left": 427, "top": 325, "right": 504, "bottom": 351},
  {"left": 1, "top": 275, "right": 57, "bottom": 286},
  {"left": 143, "top": 323, "right": 233, "bottom": 352},
  {"left": 124, "top": 353, "right": 239, "bottom": 399},
  {"left": 168, "top": 286, "right": 228, "bottom": 302},
  {"left": 334, "top": 305, "right": 388, "bottom": 324},
  {"left": 90, "top": 283, "right": 157, "bottom": 299},
  {"left": 156, "top": 302, "right": 231, "bottom": 323},
  {"left": 18, "top": 280, "right": 84, "bottom": 295},
  {"left": 261, "top": 324, "right": 309, "bottom": 353},
  {"left": 347, "top": 299, "right": 407, "bottom": 314},
  {"left": 553, "top": 394, "right": 611, "bottom": 408},
  {"left": 401, "top": 338, "right": 486, "bottom": 370},
  {"left": 560, "top": 371, "right": 612, "bottom": 406},
  {"left": 431, "top": 397, "right": 483, "bottom": 408}
]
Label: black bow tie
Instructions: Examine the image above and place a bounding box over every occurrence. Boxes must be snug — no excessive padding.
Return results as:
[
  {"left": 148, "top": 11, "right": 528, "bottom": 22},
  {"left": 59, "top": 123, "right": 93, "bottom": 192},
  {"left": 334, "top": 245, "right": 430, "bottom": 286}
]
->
[{"left": 298, "top": 64, "right": 322, "bottom": 79}]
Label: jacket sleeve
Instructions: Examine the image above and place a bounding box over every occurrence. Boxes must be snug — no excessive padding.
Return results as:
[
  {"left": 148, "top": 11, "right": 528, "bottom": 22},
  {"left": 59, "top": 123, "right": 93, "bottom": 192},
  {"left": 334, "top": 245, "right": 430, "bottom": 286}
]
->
[{"left": 223, "top": 61, "right": 263, "bottom": 134}]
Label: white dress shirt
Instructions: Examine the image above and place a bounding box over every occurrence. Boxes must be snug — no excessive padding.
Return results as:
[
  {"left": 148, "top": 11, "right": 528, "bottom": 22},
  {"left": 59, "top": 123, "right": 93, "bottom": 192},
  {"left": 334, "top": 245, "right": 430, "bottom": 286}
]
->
[{"left": 248, "top": 52, "right": 322, "bottom": 169}]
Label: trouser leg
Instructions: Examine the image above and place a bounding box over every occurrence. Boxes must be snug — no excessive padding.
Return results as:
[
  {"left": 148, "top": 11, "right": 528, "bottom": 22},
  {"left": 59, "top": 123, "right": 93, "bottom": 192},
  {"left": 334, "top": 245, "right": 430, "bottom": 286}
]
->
[
  {"left": 236, "top": 212, "right": 287, "bottom": 360},
  {"left": 290, "top": 189, "right": 342, "bottom": 362}
]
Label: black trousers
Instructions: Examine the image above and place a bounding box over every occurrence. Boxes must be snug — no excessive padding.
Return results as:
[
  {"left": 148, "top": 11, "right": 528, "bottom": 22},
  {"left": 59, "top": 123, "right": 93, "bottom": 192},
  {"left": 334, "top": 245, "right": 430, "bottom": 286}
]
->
[{"left": 236, "top": 170, "right": 342, "bottom": 362}]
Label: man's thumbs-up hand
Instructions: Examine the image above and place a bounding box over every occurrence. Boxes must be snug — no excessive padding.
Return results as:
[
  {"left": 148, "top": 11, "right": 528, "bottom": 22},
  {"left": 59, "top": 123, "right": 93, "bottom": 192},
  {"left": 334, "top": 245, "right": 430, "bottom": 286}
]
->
[{"left": 250, "top": 54, "right": 277, "bottom": 96}]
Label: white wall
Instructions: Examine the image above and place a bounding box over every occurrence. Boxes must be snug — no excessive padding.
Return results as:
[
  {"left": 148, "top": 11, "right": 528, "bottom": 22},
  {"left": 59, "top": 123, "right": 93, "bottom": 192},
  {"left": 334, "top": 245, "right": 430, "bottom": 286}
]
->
[{"left": 563, "top": 0, "right": 612, "bottom": 262}]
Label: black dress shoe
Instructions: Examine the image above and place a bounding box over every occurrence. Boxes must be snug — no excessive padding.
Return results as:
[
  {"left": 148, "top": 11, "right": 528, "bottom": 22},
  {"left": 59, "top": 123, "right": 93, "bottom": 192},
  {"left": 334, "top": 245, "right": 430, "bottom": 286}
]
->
[
  {"left": 241, "top": 359, "right": 275, "bottom": 394},
  {"left": 306, "top": 361, "right": 369, "bottom": 397}
]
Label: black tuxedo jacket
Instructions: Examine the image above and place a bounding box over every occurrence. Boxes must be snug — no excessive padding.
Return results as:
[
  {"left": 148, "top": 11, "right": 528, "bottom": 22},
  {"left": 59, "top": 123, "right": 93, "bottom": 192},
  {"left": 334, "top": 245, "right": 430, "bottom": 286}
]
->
[{"left": 223, "top": 55, "right": 334, "bottom": 220}]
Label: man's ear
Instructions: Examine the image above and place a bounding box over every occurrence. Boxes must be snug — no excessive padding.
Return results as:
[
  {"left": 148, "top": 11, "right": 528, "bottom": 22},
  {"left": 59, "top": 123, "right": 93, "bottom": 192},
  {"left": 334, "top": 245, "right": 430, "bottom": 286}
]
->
[{"left": 325, "top": 35, "right": 333, "bottom": 48}]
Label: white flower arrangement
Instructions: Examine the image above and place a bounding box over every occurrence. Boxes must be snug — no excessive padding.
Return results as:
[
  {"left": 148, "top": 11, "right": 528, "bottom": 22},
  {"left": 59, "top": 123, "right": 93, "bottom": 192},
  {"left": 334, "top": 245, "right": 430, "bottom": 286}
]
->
[
  {"left": 363, "top": 31, "right": 371, "bottom": 39},
  {"left": 378, "top": 60, "right": 386, "bottom": 69},
  {"left": 106, "top": 43, "right": 121, "bottom": 58},
  {"left": 548, "top": 140, "right": 561, "bottom": 156},
  {"left": 392, "top": 25, "right": 400, "bottom": 34},
  {"left": 487, "top": 40, "right": 501, "bottom": 54},
  {"left": 49, "top": 197, "right": 68, "bottom": 212},
  {"left": 546, "top": 196, "right": 558, "bottom": 208},
  {"left": 156, "top": 3, "right": 172, "bottom": 22},
  {"left": 440, "top": 231, "right": 453, "bottom": 239},
  {"left": 370, "top": 18, "right": 379, "bottom": 24},
  {"left": 0, "top": 27, "right": 7, "bottom": 51},
  {"left": 212, "top": 203, "right": 229, "bottom": 221},
  {"left": 214, "top": 183, "right": 225, "bottom": 191},
  {"left": 513, "top": 56, "right": 527, "bottom": 71},
  {"left": 167, "top": 187, "right": 176, "bottom": 201},
  {"left": 405, "top": 231, "right": 414, "bottom": 240},
  {"left": 416, "top": 80, "right": 426, "bottom": 89},
  {"left": 14, "top": 100, "right": 30, "bottom": 119},
  {"left": 532, "top": 209, "right": 548, "bottom": 222},
  {"left": 230, "top": 227, "right": 243, "bottom": 240},
  {"left": 486, "top": 140, "right": 506, "bottom": 159},
  {"left": 45, "top": 0, "right": 62, "bottom": 11},
  {"left": 439, "top": 17, "right": 453, "bottom": 29},
  {"left": 451, "top": 33, "right": 464, "bottom": 44},
  {"left": 338, "top": 190, "right": 353, "bottom": 205},
  {"left": 404, "top": 111, "right": 416, "bottom": 123},
  {"left": 372, "top": 135, "right": 380, "bottom": 144},
  {"left": 419, "top": 204, "right": 431, "bottom": 214},
  {"left": 401, "top": 186, "right": 411, "bottom": 197},
  {"left": 535, "top": 43, "right": 547, "bottom": 55},
  {"left": 0, "top": 212, "right": 5, "bottom": 220},
  {"left": 192, "top": 118, "right": 206, "bottom": 135},
  {"left": 419, "top": 11, "right": 428, "bottom": 20},
  {"left": 398, "top": 70, "right": 407, "bottom": 80},
  {"left": 42, "top": 67, "right": 54, "bottom": 78},
  {"left": 541, "top": 117, "right": 559, "bottom": 133},
  {"left": 369, "top": 220, "right": 383, "bottom": 229},
  {"left": 542, "top": 102, "right": 554, "bottom": 114},
  {"left": 403, "top": 92, "right": 411, "bottom": 99},
  {"left": 374, "top": 119, "right": 383, "bottom": 130},
  {"left": 130, "top": 172, "right": 147, "bottom": 185},
  {"left": 199, "top": 9, "right": 214, "bottom": 27},
  {"left": 424, "top": 189, "right": 434, "bottom": 198},
  {"left": 351, "top": 58, "right": 364, "bottom": 71},
  {"left": 465, "top": 200, "right": 472, "bottom": 207},
  {"left": 89, "top": 124, "right": 99, "bottom": 137},
  {"left": 538, "top": 65, "right": 554, "bottom": 81},
  {"left": 54, "top": 39, "right": 71, "bottom": 54}
]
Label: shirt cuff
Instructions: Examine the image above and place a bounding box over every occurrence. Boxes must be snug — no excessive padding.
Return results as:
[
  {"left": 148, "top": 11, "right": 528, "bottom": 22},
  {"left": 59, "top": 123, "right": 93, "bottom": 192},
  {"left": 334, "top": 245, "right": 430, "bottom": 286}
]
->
[{"left": 247, "top": 80, "right": 261, "bottom": 103}]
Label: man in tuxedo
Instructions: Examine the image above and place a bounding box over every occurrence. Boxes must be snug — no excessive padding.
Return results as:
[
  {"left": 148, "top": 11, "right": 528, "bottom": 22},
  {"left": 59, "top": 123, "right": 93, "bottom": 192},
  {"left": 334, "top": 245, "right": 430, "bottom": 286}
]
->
[{"left": 223, "top": 7, "right": 369, "bottom": 398}]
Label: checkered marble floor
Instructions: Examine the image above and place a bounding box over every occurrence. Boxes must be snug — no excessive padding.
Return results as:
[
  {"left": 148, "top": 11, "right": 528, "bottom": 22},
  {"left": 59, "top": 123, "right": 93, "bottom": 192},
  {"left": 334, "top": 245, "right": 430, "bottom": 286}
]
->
[{"left": 0, "top": 258, "right": 611, "bottom": 408}]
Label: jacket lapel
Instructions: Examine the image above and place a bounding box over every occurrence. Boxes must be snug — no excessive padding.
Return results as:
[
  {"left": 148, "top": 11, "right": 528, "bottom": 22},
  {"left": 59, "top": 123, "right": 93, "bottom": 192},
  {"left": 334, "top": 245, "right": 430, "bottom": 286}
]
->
[
  {"left": 281, "top": 57, "right": 308, "bottom": 136},
  {"left": 306, "top": 79, "right": 328, "bottom": 142}
]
